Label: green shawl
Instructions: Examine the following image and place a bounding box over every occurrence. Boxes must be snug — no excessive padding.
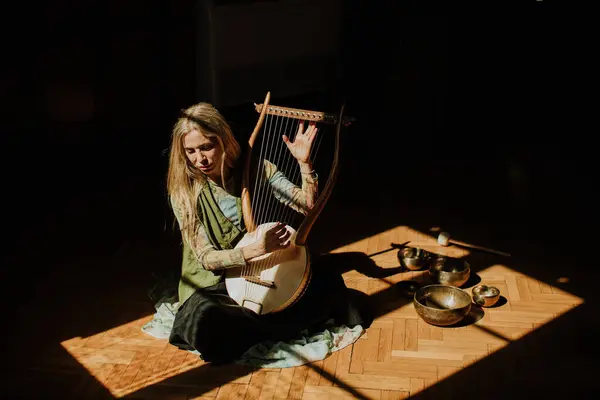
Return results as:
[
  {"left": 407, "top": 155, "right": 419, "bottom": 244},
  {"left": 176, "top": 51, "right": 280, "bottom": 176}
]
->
[{"left": 178, "top": 180, "right": 246, "bottom": 306}]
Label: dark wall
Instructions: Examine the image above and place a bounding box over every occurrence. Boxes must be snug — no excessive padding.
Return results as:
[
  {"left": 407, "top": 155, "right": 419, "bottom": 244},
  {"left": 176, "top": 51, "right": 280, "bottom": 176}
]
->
[
  {"left": 6, "top": 1, "right": 579, "bottom": 286},
  {"left": 5, "top": 0, "right": 196, "bottom": 241},
  {"left": 7, "top": 1, "right": 451, "bottom": 189}
]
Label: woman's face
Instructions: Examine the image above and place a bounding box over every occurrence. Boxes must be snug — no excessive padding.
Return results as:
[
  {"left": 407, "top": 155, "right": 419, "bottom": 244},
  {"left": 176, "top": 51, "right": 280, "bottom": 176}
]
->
[{"left": 183, "top": 129, "right": 223, "bottom": 179}]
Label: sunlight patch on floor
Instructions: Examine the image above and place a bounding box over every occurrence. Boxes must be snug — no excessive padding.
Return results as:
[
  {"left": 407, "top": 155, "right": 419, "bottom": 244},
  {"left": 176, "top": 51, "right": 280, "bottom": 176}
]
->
[
  {"left": 335, "top": 224, "right": 584, "bottom": 397},
  {"left": 59, "top": 314, "right": 209, "bottom": 397},
  {"left": 58, "top": 225, "right": 584, "bottom": 398}
]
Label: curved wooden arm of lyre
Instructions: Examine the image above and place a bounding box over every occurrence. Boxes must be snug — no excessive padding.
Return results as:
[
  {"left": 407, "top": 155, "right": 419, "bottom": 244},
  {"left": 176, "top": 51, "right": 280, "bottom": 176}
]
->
[
  {"left": 294, "top": 102, "right": 344, "bottom": 247},
  {"left": 241, "top": 91, "right": 271, "bottom": 233}
]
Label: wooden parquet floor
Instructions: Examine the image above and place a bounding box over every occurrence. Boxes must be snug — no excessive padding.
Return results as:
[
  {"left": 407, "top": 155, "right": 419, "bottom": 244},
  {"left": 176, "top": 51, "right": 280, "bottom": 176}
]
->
[{"left": 33, "top": 226, "right": 583, "bottom": 399}]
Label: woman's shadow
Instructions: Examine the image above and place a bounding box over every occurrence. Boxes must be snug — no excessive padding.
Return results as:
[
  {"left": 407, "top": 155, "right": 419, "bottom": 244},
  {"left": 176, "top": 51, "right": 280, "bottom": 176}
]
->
[{"left": 312, "top": 251, "right": 410, "bottom": 329}]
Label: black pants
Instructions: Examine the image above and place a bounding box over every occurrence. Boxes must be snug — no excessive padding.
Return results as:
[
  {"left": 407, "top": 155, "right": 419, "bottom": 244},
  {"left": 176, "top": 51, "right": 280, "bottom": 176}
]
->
[{"left": 169, "top": 262, "right": 370, "bottom": 364}]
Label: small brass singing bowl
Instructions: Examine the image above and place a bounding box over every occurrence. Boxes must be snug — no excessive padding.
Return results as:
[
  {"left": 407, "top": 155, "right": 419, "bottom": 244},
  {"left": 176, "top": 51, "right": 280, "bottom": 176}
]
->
[
  {"left": 429, "top": 256, "right": 470, "bottom": 287},
  {"left": 398, "top": 247, "right": 431, "bottom": 271},
  {"left": 472, "top": 285, "right": 501, "bottom": 307},
  {"left": 414, "top": 284, "right": 472, "bottom": 326}
]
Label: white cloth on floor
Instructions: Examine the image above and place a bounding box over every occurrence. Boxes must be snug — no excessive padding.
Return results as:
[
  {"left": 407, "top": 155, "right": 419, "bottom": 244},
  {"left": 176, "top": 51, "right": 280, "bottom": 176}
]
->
[{"left": 236, "top": 323, "right": 363, "bottom": 368}]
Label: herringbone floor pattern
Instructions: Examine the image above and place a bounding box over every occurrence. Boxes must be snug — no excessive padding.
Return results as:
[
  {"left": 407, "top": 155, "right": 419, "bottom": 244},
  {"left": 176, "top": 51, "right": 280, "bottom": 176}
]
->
[{"left": 39, "top": 226, "right": 582, "bottom": 399}]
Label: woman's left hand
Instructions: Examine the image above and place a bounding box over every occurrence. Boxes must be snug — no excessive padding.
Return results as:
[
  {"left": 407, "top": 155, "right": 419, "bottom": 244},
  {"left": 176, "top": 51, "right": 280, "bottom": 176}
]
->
[{"left": 282, "top": 121, "right": 318, "bottom": 164}]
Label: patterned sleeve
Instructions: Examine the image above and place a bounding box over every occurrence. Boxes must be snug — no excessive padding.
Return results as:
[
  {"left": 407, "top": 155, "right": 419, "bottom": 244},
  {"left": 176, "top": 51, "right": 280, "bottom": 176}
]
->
[
  {"left": 191, "top": 225, "right": 247, "bottom": 271},
  {"left": 171, "top": 198, "right": 247, "bottom": 271},
  {"left": 263, "top": 160, "right": 319, "bottom": 216}
]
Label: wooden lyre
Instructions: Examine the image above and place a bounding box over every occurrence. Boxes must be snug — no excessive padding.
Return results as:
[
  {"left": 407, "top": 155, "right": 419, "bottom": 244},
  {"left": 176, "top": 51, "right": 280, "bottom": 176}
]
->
[{"left": 225, "top": 91, "right": 348, "bottom": 315}]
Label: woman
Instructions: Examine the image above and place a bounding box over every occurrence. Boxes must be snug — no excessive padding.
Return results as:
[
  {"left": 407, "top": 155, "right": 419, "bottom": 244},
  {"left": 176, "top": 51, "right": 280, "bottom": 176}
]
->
[{"left": 166, "top": 102, "right": 366, "bottom": 364}]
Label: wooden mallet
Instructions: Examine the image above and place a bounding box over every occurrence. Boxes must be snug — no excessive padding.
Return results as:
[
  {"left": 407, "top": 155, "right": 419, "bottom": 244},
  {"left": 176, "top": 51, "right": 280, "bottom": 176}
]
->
[{"left": 437, "top": 231, "right": 511, "bottom": 257}]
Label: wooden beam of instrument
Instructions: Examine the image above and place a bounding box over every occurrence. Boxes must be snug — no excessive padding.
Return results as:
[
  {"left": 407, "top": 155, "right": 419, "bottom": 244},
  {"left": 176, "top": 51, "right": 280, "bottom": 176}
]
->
[
  {"left": 243, "top": 276, "right": 276, "bottom": 288},
  {"left": 254, "top": 103, "right": 355, "bottom": 125}
]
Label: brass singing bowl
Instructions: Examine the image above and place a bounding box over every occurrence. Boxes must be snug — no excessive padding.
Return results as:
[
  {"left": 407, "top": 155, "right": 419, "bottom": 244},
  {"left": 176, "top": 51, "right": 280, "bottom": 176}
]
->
[
  {"left": 472, "top": 284, "right": 501, "bottom": 307},
  {"left": 398, "top": 247, "right": 431, "bottom": 271},
  {"left": 414, "top": 284, "right": 472, "bottom": 326},
  {"left": 429, "top": 256, "right": 470, "bottom": 287}
]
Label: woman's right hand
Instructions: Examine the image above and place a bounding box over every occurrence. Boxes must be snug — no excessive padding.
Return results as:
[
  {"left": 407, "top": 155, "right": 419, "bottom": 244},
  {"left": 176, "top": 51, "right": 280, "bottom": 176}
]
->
[{"left": 242, "top": 222, "right": 291, "bottom": 260}]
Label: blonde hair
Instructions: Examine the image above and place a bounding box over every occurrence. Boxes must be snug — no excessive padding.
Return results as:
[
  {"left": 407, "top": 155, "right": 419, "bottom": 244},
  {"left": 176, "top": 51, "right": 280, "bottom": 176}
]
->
[{"left": 167, "top": 102, "right": 241, "bottom": 246}]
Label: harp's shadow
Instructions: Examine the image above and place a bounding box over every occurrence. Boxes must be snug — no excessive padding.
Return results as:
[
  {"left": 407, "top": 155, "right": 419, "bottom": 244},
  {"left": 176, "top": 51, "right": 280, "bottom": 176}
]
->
[{"left": 314, "top": 251, "right": 404, "bottom": 279}]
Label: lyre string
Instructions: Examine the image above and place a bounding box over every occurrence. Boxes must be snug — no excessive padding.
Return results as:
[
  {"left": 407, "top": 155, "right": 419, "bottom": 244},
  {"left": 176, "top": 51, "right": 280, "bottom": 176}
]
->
[
  {"left": 250, "top": 112, "right": 276, "bottom": 300},
  {"left": 256, "top": 116, "right": 282, "bottom": 300},
  {"left": 282, "top": 119, "right": 303, "bottom": 226},
  {"left": 244, "top": 107, "right": 328, "bottom": 306},
  {"left": 268, "top": 115, "right": 296, "bottom": 229},
  {"left": 263, "top": 116, "right": 324, "bottom": 285},
  {"left": 254, "top": 115, "right": 292, "bottom": 287},
  {"left": 264, "top": 117, "right": 302, "bottom": 281},
  {"left": 275, "top": 117, "right": 316, "bottom": 228},
  {"left": 270, "top": 116, "right": 321, "bottom": 279},
  {"left": 259, "top": 115, "right": 299, "bottom": 282},
  {"left": 256, "top": 113, "right": 283, "bottom": 226},
  {"left": 252, "top": 113, "right": 287, "bottom": 293},
  {"left": 310, "top": 123, "right": 325, "bottom": 163},
  {"left": 270, "top": 114, "right": 295, "bottom": 221},
  {"left": 258, "top": 114, "right": 282, "bottom": 225},
  {"left": 246, "top": 112, "right": 273, "bottom": 301},
  {"left": 273, "top": 118, "right": 302, "bottom": 228},
  {"left": 251, "top": 113, "right": 294, "bottom": 294},
  {"left": 249, "top": 111, "right": 284, "bottom": 300}
]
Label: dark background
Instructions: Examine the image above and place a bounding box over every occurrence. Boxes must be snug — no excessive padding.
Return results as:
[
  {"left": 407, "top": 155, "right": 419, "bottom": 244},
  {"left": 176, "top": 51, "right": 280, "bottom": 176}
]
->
[
  {"left": 3, "top": 0, "right": 595, "bottom": 398},
  {"left": 4, "top": 1, "right": 577, "bottom": 258}
]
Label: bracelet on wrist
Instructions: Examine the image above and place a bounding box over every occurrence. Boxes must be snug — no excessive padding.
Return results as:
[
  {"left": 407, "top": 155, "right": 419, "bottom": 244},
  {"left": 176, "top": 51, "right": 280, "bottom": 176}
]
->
[{"left": 301, "top": 170, "right": 318, "bottom": 181}]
